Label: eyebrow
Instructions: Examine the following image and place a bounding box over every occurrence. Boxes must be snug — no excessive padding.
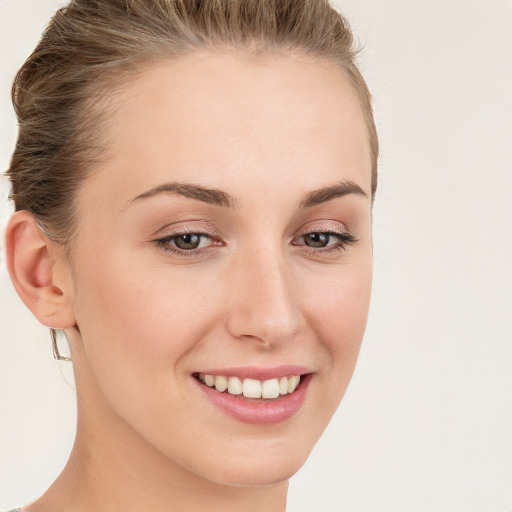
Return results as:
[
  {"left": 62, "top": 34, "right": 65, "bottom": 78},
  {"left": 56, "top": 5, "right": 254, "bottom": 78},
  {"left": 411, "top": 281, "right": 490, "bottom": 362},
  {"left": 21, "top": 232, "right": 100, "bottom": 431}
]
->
[
  {"left": 299, "top": 181, "right": 368, "bottom": 208},
  {"left": 127, "top": 180, "right": 367, "bottom": 210},
  {"left": 128, "top": 182, "right": 236, "bottom": 208}
]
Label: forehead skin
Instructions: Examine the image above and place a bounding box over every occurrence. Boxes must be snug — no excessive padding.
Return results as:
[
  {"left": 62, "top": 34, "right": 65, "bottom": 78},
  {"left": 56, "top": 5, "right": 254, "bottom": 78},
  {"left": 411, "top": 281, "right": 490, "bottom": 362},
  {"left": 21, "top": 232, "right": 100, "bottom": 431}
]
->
[{"left": 78, "top": 52, "right": 372, "bottom": 217}]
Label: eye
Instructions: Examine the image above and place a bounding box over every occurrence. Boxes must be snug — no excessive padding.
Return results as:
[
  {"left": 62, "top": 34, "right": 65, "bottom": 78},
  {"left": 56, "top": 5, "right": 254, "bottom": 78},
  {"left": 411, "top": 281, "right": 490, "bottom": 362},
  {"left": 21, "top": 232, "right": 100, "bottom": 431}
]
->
[
  {"left": 302, "top": 232, "right": 333, "bottom": 248},
  {"left": 293, "top": 230, "right": 356, "bottom": 252},
  {"left": 173, "top": 233, "right": 206, "bottom": 250},
  {"left": 155, "top": 232, "right": 215, "bottom": 254}
]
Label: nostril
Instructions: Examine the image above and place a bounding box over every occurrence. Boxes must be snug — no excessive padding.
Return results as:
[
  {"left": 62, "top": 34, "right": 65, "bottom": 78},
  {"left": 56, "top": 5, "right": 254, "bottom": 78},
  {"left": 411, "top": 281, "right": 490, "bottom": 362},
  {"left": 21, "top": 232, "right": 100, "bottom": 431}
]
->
[{"left": 226, "top": 307, "right": 302, "bottom": 346}]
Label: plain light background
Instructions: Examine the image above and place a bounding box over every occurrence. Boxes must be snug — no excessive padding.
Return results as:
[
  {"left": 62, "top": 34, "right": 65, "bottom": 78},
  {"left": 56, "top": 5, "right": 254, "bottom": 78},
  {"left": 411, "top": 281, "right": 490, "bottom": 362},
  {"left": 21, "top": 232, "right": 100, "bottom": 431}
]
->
[{"left": 1, "top": 1, "right": 511, "bottom": 511}]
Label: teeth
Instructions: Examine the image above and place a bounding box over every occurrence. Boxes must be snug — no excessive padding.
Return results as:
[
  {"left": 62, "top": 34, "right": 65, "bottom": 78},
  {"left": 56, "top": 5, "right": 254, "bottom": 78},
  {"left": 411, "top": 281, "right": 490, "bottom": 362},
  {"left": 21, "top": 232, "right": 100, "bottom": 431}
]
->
[
  {"left": 261, "top": 378, "right": 280, "bottom": 399},
  {"left": 243, "top": 378, "right": 262, "bottom": 398},
  {"left": 199, "top": 373, "right": 302, "bottom": 399},
  {"left": 228, "top": 376, "right": 243, "bottom": 395},
  {"left": 279, "top": 376, "right": 289, "bottom": 395},
  {"left": 214, "top": 375, "right": 228, "bottom": 392},
  {"left": 288, "top": 375, "right": 300, "bottom": 393}
]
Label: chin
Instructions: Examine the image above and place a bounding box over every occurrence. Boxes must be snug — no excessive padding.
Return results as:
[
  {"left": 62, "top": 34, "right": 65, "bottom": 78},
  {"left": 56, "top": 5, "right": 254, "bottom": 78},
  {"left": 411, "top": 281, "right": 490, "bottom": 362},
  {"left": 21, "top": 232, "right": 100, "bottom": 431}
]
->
[
  {"left": 182, "top": 436, "right": 313, "bottom": 488},
  {"left": 205, "top": 457, "right": 306, "bottom": 488}
]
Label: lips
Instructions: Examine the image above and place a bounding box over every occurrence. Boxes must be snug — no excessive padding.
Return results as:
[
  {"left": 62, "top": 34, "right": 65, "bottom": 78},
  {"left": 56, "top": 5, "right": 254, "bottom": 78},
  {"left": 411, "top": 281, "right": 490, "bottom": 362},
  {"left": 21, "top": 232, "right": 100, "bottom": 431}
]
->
[{"left": 192, "top": 366, "right": 312, "bottom": 425}]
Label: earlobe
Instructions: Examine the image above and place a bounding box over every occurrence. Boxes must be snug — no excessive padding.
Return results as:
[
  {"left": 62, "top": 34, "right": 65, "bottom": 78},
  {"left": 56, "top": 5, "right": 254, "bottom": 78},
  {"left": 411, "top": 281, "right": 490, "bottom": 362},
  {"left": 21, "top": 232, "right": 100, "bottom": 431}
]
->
[{"left": 5, "top": 210, "right": 76, "bottom": 329}]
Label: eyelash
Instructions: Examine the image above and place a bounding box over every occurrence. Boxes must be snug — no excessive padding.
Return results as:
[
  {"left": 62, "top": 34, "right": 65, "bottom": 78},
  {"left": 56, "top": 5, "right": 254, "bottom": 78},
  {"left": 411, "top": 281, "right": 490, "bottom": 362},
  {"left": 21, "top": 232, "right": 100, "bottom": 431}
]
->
[
  {"left": 292, "top": 230, "right": 357, "bottom": 253},
  {"left": 154, "top": 230, "right": 219, "bottom": 258},
  {"left": 154, "top": 228, "right": 357, "bottom": 257}
]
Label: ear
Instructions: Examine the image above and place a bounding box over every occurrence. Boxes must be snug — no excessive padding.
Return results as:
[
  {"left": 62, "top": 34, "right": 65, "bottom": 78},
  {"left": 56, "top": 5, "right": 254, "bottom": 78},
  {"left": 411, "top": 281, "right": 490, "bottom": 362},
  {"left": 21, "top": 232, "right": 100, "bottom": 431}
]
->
[{"left": 5, "top": 210, "right": 76, "bottom": 329}]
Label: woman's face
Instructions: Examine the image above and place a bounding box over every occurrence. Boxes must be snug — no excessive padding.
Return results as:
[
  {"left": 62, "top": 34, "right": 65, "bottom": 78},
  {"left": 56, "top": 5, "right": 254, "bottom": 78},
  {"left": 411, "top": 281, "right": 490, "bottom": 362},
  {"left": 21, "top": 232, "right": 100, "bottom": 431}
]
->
[{"left": 66, "top": 53, "right": 373, "bottom": 486}]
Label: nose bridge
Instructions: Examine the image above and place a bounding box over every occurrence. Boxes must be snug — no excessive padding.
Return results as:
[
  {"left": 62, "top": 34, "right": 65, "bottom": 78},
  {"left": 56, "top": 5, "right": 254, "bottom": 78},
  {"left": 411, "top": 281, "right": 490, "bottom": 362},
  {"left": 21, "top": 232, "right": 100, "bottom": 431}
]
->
[{"left": 226, "top": 245, "right": 302, "bottom": 345}]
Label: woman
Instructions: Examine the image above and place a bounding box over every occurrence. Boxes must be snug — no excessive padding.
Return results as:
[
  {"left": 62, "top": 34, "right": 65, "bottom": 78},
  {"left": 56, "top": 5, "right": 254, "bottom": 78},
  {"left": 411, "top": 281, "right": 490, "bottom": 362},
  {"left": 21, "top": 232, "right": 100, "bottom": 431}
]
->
[{"left": 3, "top": 0, "right": 378, "bottom": 510}]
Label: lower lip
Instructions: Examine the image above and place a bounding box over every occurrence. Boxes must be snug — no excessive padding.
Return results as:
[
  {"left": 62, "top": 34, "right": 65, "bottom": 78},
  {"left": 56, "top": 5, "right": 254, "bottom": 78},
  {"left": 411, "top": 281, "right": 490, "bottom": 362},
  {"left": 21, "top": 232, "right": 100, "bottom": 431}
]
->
[{"left": 195, "top": 374, "right": 312, "bottom": 425}]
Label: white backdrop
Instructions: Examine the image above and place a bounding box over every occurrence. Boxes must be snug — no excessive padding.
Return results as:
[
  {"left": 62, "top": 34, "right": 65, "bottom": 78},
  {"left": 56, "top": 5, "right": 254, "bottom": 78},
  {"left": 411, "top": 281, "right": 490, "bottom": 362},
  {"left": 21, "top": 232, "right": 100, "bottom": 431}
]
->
[{"left": 1, "top": 1, "right": 511, "bottom": 511}]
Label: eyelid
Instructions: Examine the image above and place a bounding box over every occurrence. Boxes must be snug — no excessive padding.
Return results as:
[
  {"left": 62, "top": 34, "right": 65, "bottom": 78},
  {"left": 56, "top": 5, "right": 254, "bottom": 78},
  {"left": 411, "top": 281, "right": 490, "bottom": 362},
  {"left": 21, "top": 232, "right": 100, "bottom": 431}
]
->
[
  {"left": 153, "top": 220, "right": 221, "bottom": 239},
  {"left": 291, "top": 220, "right": 358, "bottom": 253},
  {"left": 294, "top": 220, "right": 350, "bottom": 237}
]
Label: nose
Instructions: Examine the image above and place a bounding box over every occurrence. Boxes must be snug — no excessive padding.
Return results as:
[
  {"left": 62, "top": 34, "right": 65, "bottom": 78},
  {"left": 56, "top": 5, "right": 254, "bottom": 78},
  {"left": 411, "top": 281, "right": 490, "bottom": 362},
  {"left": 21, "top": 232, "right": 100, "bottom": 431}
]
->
[{"left": 225, "top": 247, "right": 304, "bottom": 347}]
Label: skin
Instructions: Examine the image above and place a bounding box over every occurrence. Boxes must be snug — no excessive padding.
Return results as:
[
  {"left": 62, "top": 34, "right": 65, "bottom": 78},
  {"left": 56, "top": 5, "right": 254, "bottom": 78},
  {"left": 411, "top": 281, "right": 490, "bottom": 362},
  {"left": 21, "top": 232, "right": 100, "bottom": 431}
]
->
[{"left": 7, "top": 52, "right": 373, "bottom": 512}]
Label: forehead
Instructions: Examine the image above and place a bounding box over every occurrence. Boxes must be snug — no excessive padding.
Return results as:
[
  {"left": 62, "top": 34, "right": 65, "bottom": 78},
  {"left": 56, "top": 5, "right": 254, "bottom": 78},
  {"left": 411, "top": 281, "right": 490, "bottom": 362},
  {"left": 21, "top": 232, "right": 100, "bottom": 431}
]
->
[{"left": 86, "top": 52, "right": 372, "bottom": 205}]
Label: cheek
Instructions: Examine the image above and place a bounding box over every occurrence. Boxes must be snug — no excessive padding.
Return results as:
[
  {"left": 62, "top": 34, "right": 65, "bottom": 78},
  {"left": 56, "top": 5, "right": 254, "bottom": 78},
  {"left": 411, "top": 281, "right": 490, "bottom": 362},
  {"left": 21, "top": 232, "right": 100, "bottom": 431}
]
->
[
  {"left": 70, "top": 252, "right": 227, "bottom": 440},
  {"left": 303, "top": 260, "right": 372, "bottom": 388},
  {"left": 77, "top": 246, "right": 217, "bottom": 338},
  {"left": 306, "top": 259, "right": 371, "bottom": 334}
]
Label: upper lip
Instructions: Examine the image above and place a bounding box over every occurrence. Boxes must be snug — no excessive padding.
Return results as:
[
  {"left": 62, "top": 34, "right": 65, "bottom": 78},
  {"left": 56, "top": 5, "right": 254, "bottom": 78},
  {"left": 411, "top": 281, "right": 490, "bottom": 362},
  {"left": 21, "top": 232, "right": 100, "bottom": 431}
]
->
[{"left": 194, "top": 365, "right": 311, "bottom": 381}]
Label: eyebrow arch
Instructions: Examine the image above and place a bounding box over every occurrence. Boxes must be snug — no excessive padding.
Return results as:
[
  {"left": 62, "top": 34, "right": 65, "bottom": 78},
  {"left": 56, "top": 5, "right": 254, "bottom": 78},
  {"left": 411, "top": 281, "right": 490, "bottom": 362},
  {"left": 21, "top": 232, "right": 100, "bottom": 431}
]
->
[
  {"left": 127, "top": 182, "right": 236, "bottom": 209},
  {"left": 299, "top": 181, "right": 368, "bottom": 209},
  {"left": 127, "top": 179, "right": 367, "bottom": 210}
]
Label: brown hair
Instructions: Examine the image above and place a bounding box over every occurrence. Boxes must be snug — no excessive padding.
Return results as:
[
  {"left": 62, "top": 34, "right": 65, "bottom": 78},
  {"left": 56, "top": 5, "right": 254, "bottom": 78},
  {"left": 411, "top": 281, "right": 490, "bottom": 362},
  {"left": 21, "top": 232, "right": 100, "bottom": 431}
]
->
[{"left": 5, "top": 0, "right": 378, "bottom": 359}]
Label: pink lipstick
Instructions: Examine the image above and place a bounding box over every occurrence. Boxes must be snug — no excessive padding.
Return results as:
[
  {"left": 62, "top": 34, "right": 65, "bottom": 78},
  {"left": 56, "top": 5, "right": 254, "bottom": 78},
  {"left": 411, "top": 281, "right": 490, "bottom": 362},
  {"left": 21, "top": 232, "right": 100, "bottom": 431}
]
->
[{"left": 192, "top": 367, "right": 312, "bottom": 425}]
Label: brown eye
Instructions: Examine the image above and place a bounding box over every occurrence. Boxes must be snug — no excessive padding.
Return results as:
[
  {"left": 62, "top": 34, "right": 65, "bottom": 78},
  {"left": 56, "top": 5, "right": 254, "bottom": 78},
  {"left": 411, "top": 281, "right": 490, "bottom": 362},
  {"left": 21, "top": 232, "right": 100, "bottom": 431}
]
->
[
  {"left": 155, "top": 231, "right": 218, "bottom": 255},
  {"left": 174, "top": 233, "right": 202, "bottom": 250},
  {"left": 303, "top": 232, "right": 330, "bottom": 248},
  {"left": 293, "top": 230, "right": 357, "bottom": 253}
]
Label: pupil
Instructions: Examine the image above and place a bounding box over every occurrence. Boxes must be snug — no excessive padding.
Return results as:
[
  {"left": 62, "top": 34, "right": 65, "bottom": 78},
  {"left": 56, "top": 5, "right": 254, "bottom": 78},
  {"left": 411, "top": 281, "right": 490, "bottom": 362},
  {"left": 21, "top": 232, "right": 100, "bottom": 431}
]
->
[
  {"left": 305, "top": 233, "right": 329, "bottom": 247},
  {"left": 175, "top": 234, "right": 200, "bottom": 250}
]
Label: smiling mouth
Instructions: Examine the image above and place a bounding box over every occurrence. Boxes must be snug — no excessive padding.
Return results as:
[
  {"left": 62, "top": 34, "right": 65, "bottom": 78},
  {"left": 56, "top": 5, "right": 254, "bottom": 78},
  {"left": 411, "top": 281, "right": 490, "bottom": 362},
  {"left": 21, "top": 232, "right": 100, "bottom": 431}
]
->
[{"left": 193, "top": 372, "right": 303, "bottom": 401}]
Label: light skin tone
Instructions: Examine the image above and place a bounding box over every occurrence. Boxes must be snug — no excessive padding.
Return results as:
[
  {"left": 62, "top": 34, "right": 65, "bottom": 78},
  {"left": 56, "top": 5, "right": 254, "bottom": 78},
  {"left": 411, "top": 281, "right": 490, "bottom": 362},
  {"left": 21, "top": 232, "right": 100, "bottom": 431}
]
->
[{"left": 6, "top": 52, "right": 373, "bottom": 512}]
